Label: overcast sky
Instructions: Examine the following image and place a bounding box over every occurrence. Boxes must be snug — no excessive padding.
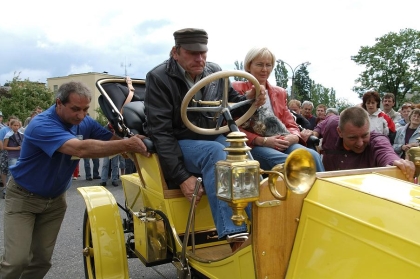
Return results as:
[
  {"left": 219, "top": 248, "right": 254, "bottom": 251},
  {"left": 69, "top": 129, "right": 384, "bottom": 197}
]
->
[{"left": 1, "top": 0, "right": 419, "bottom": 105}]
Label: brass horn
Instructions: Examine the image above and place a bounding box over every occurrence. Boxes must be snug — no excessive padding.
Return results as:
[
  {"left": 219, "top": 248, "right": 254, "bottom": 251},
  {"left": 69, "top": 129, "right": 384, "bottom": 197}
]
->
[{"left": 262, "top": 148, "right": 316, "bottom": 200}]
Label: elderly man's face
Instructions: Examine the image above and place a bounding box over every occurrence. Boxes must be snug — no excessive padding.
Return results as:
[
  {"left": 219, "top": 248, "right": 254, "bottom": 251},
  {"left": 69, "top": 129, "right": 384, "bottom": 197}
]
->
[
  {"left": 337, "top": 121, "right": 370, "bottom": 153},
  {"left": 301, "top": 104, "right": 313, "bottom": 117},
  {"left": 173, "top": 47, "right": 207, "bottom": 80}
]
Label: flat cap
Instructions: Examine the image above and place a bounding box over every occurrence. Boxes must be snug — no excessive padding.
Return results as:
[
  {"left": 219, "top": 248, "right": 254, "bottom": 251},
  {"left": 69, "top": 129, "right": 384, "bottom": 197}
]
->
[{"left": 173, "top": 28, "right": 208, "bottom": 52}]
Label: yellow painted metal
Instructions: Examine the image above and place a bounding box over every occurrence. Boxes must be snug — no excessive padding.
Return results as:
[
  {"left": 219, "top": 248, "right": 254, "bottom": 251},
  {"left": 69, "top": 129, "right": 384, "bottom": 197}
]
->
[
  {"left": 134, "top": 153, "right": 166, "bottom": 196},
  {"left": 122, "top": 172, "right": 216, "bottom": 233},
  {"left": 122, "top": 174, "right": 217, "bottom": 242},
  {"left": 188, "top": 245, "right": 255, "bottom": 279},
  {"left": 287, "top": 173, "right": 420, "bottom": 278},
  {"left": 121, "top": 172, "right": 254, "bottom": 278},
  {"left": 133, "top": 210, "right": 148, "bottom": 261},
  {"left": 121, "top": 173, "right": 145, "bottom": 212},
  {"left": 77, "top": 186, "right": 129, "bottom": 279}
]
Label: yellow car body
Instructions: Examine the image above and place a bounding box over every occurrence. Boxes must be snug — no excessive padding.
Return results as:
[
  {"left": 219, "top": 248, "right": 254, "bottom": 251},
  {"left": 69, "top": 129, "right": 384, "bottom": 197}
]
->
[
  {"left": 79, "top": 151, "right": 420, "bottom": 279},
  {"left": 78, "top": 76, "right": 420, "bottom": 278}
]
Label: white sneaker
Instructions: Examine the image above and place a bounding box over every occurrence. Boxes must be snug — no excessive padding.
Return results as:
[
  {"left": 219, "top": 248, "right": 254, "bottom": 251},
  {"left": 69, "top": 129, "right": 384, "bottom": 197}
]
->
[{"left": 73, "top": 177, "right": 77, "bottom": 180}]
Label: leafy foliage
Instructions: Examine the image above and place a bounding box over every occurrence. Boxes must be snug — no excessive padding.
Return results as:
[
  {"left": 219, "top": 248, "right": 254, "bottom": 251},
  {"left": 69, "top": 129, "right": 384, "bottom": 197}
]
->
[
  {"left": 351, "top": 28, "right": 420, "bottom": 107},
  {"left": 293, "top": 65, "right": 311, "bottom": 100},
  {"left": 94, "top": 107, "right": 108, "bottom": 126},
  {"left": 233, "top": 60, "right": 246, "bottom": 81},
  {"left": 0, "top": 74, "right": 54, "bottom": 122},
  {"left": 274, "top": 62, "right": 289, "bottom": 89},
  {"left": 309, "top": 81, "right": 336, "bottom": 107},
  {"left": 334, "top": 98, "right": 354, "bottom": 113}
]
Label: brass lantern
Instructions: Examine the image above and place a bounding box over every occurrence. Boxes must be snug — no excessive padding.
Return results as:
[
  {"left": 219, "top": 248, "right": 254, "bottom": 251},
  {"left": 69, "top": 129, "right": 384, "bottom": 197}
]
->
[{"left": 216, "top": 132, "right": 260, "bottom": 226}]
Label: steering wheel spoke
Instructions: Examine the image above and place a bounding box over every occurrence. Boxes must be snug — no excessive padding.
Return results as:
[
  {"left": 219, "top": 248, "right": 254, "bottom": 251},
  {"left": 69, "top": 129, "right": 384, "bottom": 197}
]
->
[{"left": 181, "top": 70, "right": 261, "bottom": 135}]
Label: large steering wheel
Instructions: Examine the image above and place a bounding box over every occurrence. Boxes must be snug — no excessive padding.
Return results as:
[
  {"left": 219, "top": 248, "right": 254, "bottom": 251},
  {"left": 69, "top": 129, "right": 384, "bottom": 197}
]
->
[{"left": 180, "top": 70, "right": 261, "bottom": 135}]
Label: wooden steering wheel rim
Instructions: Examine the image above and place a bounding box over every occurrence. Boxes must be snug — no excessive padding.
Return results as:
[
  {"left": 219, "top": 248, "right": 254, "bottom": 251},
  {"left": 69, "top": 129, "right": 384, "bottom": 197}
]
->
[{"left": 180, "top": 70, "right": 261, "bottom": 135}]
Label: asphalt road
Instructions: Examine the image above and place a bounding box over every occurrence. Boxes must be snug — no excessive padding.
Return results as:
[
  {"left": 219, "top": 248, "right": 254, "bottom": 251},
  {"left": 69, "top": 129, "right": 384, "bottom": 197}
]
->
[{"left": 0, "top": 158, "right": 177, "bottom": 279}]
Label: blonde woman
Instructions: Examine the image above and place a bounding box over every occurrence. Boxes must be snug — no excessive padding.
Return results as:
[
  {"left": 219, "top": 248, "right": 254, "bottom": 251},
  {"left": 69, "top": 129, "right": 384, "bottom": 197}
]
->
[{"left": 232, "top": 47, "right": 324, "bottom": 172}]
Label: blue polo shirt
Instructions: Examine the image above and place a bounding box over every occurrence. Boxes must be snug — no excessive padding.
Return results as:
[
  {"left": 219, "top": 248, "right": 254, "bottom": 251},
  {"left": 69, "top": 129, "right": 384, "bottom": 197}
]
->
[{"left": 10, "top": 105, "right": 113, "bottom": 197}]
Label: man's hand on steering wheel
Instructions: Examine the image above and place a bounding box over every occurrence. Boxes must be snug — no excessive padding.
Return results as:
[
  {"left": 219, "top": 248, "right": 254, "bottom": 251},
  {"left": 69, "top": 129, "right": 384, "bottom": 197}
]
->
[{"left": 245, "top": 84, "right": 267, "bottom": 107}]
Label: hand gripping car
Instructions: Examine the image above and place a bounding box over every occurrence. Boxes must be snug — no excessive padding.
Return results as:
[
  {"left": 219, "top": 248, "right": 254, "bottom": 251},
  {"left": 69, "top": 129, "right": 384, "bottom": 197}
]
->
[{"left": 78, "top": 71, "right": 420, "bottom": 279}]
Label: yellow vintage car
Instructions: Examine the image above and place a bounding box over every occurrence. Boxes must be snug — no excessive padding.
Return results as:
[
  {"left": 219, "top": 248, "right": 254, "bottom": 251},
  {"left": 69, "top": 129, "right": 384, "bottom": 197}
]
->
[{"left": 78, "top": 71, "right": 420, "bottom": 279}]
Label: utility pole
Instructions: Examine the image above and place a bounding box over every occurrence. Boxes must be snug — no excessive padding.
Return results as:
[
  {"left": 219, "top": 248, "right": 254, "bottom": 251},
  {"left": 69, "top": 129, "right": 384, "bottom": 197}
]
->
[{"left": 121, "top": 57, "right": 131, "bottom": 77}]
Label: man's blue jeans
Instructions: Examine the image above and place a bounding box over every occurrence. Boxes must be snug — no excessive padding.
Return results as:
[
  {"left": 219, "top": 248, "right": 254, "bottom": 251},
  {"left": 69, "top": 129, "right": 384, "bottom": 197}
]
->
[
  {"left": 250, "top": 143, "right": 325, "bottom": 172},
  {"left": 178, "top": 135, "right": 247, "bottom": 239},
  {"left": 83, "top": 158, "right": 100, "bottom": 179},
  {"left": 100, "top": 156, "right": 119, "bottom": 183}
]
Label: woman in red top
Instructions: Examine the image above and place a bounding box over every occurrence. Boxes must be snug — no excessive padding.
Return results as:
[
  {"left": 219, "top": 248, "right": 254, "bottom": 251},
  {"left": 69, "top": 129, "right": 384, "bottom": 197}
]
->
[
  {"left": 232, "top": 47, "right": 324, "bottom": 171},
  {"left": 362, "top": 90, "right": 396, "bottom": 143}
]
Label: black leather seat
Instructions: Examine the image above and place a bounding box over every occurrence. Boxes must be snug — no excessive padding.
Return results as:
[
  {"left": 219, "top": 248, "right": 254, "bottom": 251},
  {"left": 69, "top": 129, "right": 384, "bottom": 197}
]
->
[{"left": 122, "top": 101, "right": 146, "bottom": 135}]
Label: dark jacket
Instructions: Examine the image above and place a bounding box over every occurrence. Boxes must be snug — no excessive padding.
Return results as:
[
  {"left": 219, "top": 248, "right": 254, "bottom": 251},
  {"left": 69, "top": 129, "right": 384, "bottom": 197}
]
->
[
  {"left": 144, "top": 57, "right": 246, "bottom": 189},
  {"left": 290, "top": 110, "right": 311, "bottom": 130}
]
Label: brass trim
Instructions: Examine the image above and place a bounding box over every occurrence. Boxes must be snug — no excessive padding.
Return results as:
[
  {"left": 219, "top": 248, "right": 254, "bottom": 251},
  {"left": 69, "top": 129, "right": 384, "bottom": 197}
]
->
[
  {"left": 255, "top": 200, "right": 281, "bottom": 207},
  {"left": 261, "top": 170, "right": 288, "bottom": 200}
]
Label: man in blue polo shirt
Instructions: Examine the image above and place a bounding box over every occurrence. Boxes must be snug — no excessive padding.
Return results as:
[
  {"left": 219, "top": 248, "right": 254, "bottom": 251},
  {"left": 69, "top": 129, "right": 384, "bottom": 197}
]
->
[{"left": 0, "top": 81, "right": 150, "bottom": 279}]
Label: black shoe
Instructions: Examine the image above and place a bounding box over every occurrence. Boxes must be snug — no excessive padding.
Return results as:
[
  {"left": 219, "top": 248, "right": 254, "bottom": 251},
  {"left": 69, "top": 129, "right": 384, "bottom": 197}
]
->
[
  {"left": 99, "top": 182, "right": 106, "bottom": 187},
  {"left": 93, "top": 176, "right": 101, "bottom": 179},
  {"left": 86, "top": 178, "right": 93, "bottom": 181},
  {"left": 112, "top": 181, "right": 119, "bottom": 187}
]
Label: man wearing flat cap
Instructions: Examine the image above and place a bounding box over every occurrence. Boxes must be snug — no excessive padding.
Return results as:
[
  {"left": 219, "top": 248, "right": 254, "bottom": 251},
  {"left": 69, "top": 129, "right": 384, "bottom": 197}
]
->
[{"left": 144, "top": 28, "right": 265, "bottom": 251}]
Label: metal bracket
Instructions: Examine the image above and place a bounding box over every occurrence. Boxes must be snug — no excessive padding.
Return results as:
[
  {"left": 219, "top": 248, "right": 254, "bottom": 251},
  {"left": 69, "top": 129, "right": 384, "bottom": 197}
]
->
[
  {"left": 173, "top": 256, "right": 191, "bottom": 279},
  {"left": 226, "top": 232, "right": 249, "bottom": 243},
  {"left": 255, "top": 200, "right": 281, "bottom": 207}
]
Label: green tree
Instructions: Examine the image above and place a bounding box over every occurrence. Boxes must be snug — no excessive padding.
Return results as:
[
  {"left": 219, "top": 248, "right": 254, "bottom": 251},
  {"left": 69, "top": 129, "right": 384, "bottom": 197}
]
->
[
  {"left": 233, "top": 60, "right": 246, "bottom": 81},
  {"left": 94, "top": 107, "right": 108, "bottom": 126},
  {"left": 293, "top": 65, "right": 311, "bottom": 101},
  {"left": 334, "top": 98, "right": 354, "bottom": 113},
  {"left": 274, "top": 61, "right": 289, "bottom": 89},
  {"left": 308, "top": 82, "right": 353, "bottom": 112},
  {"left": 351, "top": 28, "right": 420, "bottom": 107},
  {"left": 310, "top": 81, "right": 333, "bottom": 107},
  {"left": 0, "top": 75, "right": 54, "bottom": 122}
]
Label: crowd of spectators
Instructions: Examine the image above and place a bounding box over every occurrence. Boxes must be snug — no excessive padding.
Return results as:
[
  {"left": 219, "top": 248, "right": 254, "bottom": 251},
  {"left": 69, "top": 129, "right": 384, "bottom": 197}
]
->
[{"left": 294, "top": 90, "right": 415, "bottom": 179}]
